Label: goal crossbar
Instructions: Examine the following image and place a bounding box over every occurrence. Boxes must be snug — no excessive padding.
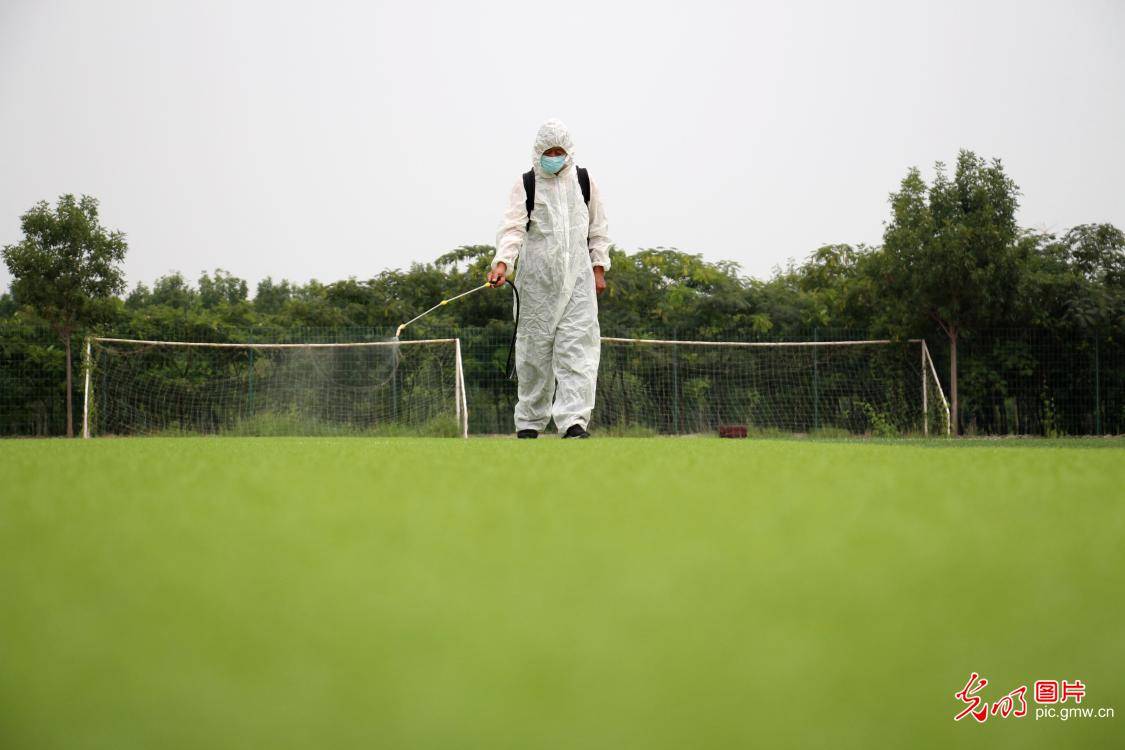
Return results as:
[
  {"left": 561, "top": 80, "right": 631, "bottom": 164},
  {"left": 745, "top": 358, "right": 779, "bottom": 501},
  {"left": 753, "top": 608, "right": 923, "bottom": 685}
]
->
[
  {"left": 601, "top": 336, "right": 924, "bottom": 348},
  {"left": 87, "top": 336, "right": 456, "bottom": 349}
]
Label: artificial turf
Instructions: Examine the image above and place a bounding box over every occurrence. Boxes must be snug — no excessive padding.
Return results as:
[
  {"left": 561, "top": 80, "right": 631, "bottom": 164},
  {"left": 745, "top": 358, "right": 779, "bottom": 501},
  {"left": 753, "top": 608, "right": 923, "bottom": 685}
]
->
[{"left": 1, "top": 436, "right": 1122, "bottom": 748}]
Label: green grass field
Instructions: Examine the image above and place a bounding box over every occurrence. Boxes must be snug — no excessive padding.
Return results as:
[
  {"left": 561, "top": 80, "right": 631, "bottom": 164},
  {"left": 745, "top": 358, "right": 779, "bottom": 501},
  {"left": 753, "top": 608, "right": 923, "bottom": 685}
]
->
[{"left": 2, "top": 437, "right": 1122, "bottom": 748}]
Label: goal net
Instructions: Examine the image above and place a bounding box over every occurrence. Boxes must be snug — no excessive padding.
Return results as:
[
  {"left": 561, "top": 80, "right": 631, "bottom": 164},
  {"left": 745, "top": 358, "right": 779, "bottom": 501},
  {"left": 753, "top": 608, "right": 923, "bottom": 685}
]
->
[
  {"left": 595, "top": 337, "right": 950, "bottom": 437},
  {"left": 82, "top": 337, "right": 468, "bottom": 438}
]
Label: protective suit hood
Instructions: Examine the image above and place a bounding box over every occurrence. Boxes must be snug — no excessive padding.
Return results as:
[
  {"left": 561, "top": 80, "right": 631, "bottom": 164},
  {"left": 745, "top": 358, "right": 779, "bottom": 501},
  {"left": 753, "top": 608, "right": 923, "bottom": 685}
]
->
[{"left": 532, "top": 119, "right": 575, "bottom": 178}]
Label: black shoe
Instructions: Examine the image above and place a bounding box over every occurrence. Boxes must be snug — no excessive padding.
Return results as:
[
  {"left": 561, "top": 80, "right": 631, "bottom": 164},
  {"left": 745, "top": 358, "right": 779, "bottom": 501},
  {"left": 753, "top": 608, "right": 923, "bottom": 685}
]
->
[
  {"left": 516, "top": 429, "right": 539, "bottom": 439},
  {"left": 562, "top": 424, "right": 590, "bottom": 439}
]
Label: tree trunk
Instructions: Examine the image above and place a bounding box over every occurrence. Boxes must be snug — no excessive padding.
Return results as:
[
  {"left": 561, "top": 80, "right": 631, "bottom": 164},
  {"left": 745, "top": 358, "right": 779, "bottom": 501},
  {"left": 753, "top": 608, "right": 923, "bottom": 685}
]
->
[
  {"left": 949, "top": 326, "right": 959, "bottom": 435},
  {"left": 64, "top": 333, "right": 74, "bottom": 438}
]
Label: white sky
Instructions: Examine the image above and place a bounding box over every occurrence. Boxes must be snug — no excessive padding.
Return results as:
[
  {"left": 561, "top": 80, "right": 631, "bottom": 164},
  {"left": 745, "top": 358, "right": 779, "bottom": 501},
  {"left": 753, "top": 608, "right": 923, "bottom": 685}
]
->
[{"left": 1, "top": 0, "right": 1122, "bottom": 294}]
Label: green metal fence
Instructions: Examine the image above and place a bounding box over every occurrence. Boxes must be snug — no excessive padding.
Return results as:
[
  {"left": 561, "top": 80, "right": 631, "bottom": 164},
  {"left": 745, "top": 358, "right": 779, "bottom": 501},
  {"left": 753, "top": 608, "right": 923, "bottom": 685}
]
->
[
  {"left": 938, "top": 329, "right": 1124, "bottom": 436},
  {"left": 0, "top": 325, "right": 78, "bottom": 437},
  {"left": 2, "top": 323, "right": 1121, "bottom": 437}
]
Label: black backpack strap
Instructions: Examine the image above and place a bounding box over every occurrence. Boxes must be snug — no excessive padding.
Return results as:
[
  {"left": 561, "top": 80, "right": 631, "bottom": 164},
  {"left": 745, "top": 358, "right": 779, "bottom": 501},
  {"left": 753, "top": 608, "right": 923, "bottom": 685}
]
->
[
  {"left": 576, "top": 166, "right": 590, "bottom": 205},
  {"left": 576, "top": 167, "right": 593, "bottom": 250},
  {"left": 522, "top": 170, "right": 535, "bottom": 231}
]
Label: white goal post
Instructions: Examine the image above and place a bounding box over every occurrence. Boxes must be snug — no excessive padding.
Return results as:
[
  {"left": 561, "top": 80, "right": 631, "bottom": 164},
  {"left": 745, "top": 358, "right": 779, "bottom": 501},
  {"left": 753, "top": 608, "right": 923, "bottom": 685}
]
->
[
  {"left": 597, "top": 336, "right": 951, "bottom": 437},
  {"left": 82, "top": 336, "right": 469, "bottom": 439}
]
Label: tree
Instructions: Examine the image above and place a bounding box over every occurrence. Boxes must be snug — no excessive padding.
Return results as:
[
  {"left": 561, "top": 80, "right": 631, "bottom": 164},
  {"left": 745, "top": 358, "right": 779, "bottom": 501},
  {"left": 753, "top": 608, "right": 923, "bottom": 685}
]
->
[
  {"left": 2, "top": 195, "right": 127, "bottom": 436},
  {"left": 254, "top": 276, "right": 294, "bottom": 315},
  {"left": 880, "top": 151, "right": 1023, "bottom": 433},
  {"left": 1060, "top": 224, "right": 1125, "bottom": 332},
  {"left": 125, "top": 282, "right": 153, "bottom": 309},
  {"left": 150, "top": 272, "right": 196, "bottom": 309},
  {"left": 1063, "top": 224, "right": 1125, "bottom": 285},
  {"left": 0, "top": 291, "right": 17, "bottom": 318},
  {"left": 788, "top": 243, "right": 883, "bottom": 331},
  {"left": 198, "top": 269, "right": 248, "bottom": 308}
]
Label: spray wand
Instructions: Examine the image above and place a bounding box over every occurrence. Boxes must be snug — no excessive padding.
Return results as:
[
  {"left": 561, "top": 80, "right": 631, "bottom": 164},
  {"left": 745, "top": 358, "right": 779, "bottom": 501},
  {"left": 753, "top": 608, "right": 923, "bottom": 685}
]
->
[
  {"left": 394, "top": 278, "right": 520, "bottom": 379},
  {"left": 394, "top": 281, "right": 491, "bottom": 339}
]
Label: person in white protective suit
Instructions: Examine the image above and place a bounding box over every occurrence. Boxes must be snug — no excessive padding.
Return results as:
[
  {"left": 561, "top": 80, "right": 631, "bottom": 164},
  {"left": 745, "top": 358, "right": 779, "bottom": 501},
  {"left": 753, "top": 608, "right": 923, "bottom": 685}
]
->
[{"left": 486, "top": 119, "right": 611, "bottom": 439}]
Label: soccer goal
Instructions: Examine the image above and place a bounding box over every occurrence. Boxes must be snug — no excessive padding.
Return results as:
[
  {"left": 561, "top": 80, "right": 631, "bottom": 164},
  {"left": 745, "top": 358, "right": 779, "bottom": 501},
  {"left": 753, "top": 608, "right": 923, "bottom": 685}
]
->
[
  {"left": 81, "top": 337, "right": 469, "bottom": 438},
  {"left": 596, "top": 337, "right": 950, "bottom": 437}
]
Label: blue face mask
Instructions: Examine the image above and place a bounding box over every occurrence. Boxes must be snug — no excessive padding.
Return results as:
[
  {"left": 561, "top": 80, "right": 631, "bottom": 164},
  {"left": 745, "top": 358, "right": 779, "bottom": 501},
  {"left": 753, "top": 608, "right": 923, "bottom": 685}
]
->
[{"left": 540, "top": 154, "right": 566, "bottom": 174}]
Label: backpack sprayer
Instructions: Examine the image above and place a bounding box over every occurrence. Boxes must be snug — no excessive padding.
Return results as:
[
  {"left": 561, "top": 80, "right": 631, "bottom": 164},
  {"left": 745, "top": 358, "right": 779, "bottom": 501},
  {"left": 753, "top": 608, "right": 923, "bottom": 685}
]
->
[
  {"left": 392, "top": 163, "right": 587, "bottom": 379},
  {"left": 394, "top": 278, "right": 521, "bottom": 378},
  {"left": 391, "top": 163, "right": 587, "bottom": 379}
]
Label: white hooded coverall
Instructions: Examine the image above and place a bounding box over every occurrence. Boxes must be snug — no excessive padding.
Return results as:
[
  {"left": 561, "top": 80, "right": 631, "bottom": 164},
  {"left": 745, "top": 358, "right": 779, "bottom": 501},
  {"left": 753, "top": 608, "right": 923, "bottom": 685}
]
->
[{"left": 493, "top": 119, "right": 612, "bottom": 435}]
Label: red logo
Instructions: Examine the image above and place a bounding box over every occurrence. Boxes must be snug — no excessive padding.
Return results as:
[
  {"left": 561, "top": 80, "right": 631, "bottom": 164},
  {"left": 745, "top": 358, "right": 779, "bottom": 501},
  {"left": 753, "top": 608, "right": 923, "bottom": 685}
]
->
[
  {"left": 991, "top": 686, "right": 1028, "bottom": 718},
  {"left": 1035, "top": 680, "right": 1059, "bottom": 704},
  {"left": 955, "top": 674, "right": 1089, "bottom": 722},
  {"left": 1062, "top": 680, "right": 1086, "bottom": 704},
  {"left": 954, "top": 673, "right": 990, "bottom": 723}
]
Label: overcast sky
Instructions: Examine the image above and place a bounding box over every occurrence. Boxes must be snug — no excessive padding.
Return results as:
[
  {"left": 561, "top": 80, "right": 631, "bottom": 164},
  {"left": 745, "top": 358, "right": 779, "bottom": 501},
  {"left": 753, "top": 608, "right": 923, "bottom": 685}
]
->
[{"left": 1, "top": 0, "right": 1122, "bottom": 294}]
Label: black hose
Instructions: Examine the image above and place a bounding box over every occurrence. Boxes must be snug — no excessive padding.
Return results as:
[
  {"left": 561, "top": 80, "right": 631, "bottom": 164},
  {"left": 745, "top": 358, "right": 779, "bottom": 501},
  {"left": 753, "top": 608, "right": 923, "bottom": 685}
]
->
[{"left": 504, "top": 278, "right": 520, "bottom": 380}]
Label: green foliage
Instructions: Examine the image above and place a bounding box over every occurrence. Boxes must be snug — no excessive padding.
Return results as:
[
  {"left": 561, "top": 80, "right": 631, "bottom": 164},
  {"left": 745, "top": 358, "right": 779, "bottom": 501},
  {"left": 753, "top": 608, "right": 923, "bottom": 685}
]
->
[
  {"left": 860, "top": 402, "right": 899, "bottom": 438},
  {"left": 2, "top": 194, "right": 128, "bottom": 435},
  {"left": 150, "top": 272, "right": 196, "bottom": 309},
  {"left": 198, "top": 269, "right": 249, "bottom": 308},
  {"left": 2, "top": 194, "right": 127, "bottom": 336},
  {"left": 873, "top": 152, "right": 1030, "bottom": 432},
  {"left": 254, "top": 277, "right": 295, "bottom": 315},
  {"left": 0, "top": 292, "right": 16, "bottom": 318},
  {"left": 879, "top": 151, "right": 1023, "bottom": 336}
]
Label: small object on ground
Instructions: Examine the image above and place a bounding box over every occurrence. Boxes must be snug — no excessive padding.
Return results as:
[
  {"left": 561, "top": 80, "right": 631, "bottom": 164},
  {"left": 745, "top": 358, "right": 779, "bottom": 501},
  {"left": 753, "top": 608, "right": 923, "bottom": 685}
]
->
[
  {"left": 563, "top": 424, "right": 591, "bottom": 439},
  {"left": 516, "top": 429, "right": 538, "bottom": 439},
  {"left": 719, "top": 425, "right": 748, "bottom": 439}
]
